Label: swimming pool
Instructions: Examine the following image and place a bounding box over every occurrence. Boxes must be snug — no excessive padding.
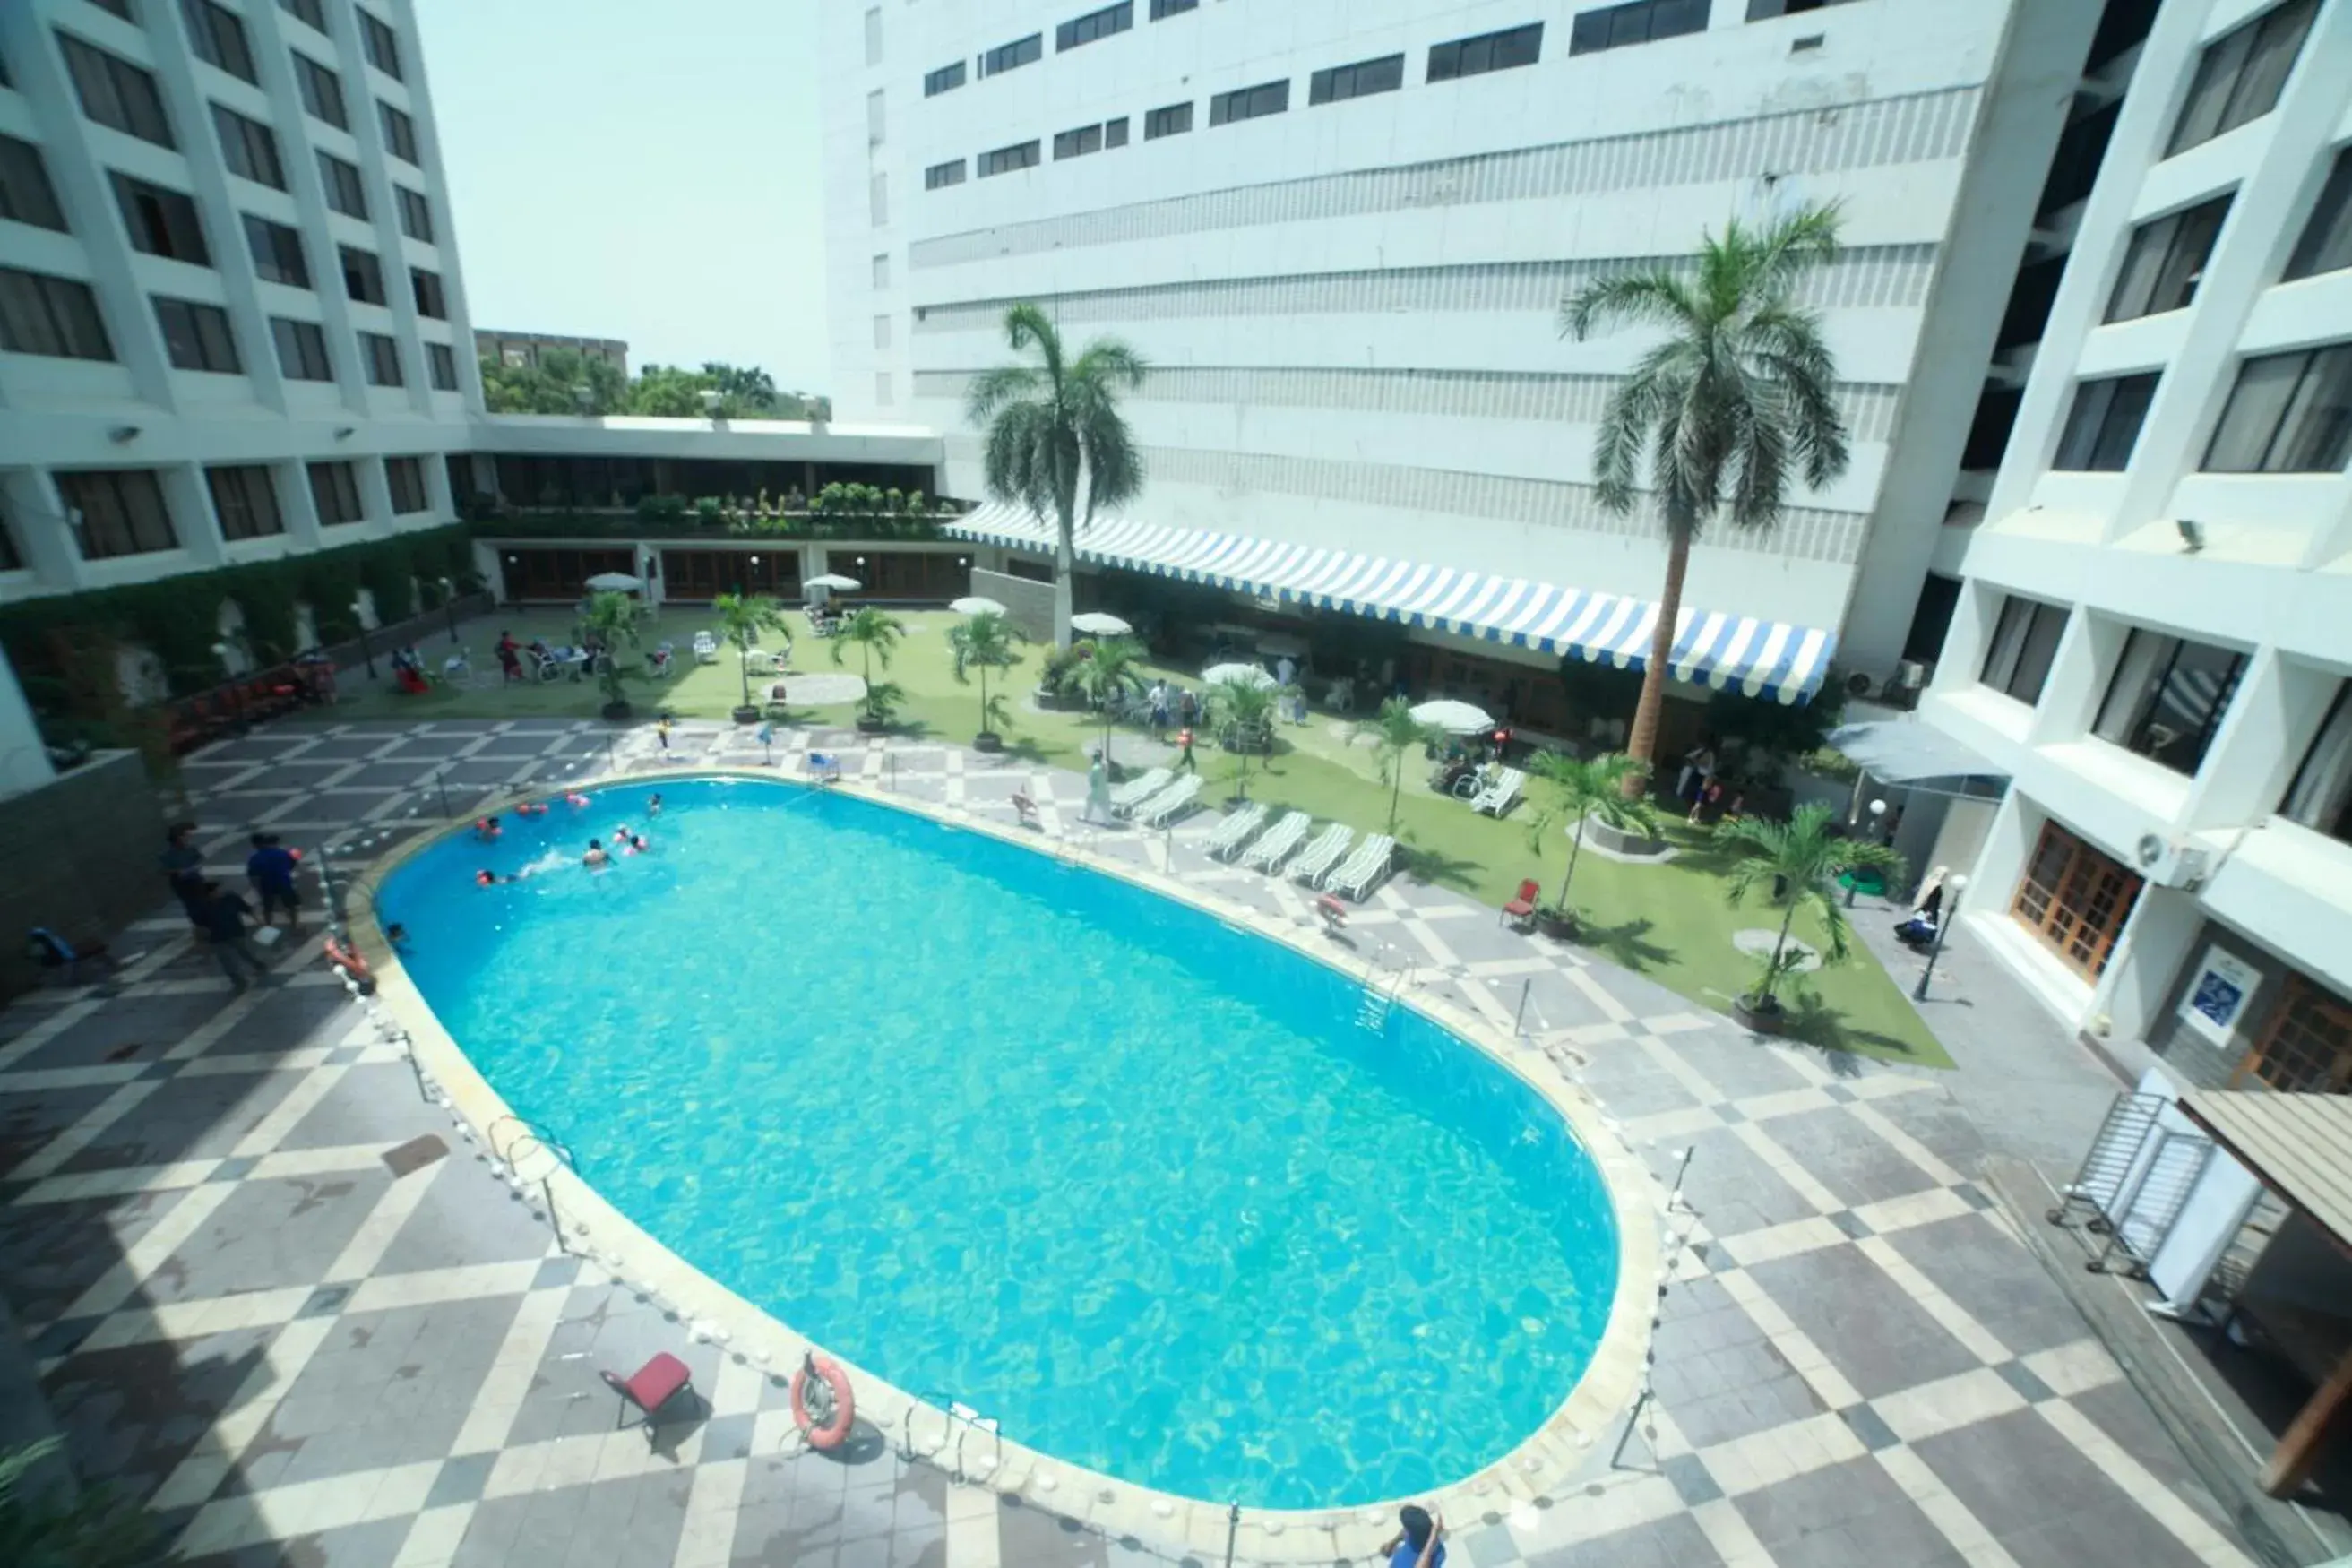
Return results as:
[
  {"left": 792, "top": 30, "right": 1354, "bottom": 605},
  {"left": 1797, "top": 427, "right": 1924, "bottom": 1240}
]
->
[{"left": 383, "top": 776, "right": 1621, "bottom": 1508}]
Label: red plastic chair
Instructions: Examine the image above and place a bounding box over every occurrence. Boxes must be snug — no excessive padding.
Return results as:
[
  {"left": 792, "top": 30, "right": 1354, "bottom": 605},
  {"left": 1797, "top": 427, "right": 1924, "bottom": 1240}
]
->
[
  {"left": 1502, "top": 878, "right": 1540, "bottom": 930},
  {"left": 600, "top": 1352, "right": 694, "bottom": 1445}
]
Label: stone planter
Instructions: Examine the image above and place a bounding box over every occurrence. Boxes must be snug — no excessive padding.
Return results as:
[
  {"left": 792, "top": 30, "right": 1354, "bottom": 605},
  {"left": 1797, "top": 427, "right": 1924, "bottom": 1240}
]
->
[
  {"left": 1536, "top": 908, "right": 1579, "bottom": 942},
  {"left": 855, "top": 715, "right": 890, "bottom": 735},
  {"left": 1587, "top": 818, "right": 1669, "bottom": 857},
  {"left": 731, "top": 705, "right": 762, "bottom": 725},
  {"left": 1731, "top": 993, "right": 1788, "bottom": 1036},
  {"left": 974, "top": 731, "right": 1004, "bottom": 754},
  {"left": 599, "top": 700, "right": 631, "bottom": 721}
]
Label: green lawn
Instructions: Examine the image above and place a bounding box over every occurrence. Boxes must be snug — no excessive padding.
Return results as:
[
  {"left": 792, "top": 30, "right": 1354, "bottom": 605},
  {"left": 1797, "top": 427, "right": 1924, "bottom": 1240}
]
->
[{"left": 310, "top": 606, "right": 1951, "bottom": 1067}]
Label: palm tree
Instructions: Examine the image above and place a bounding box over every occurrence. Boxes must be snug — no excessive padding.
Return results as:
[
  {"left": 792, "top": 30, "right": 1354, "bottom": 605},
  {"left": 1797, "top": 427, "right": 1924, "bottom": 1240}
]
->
[
  {"left": 1715, "top": 802, "right": 1904, "bottom": 1019},
  {"left": 1, "top": 1437, "right": 164, "bottom": 1565},
  {"left": 829, "top": 605, "right": 906, "bottom": 727},
  {"left": 1561, "top": 203, "right": 1851, "bottom": 791},
  {"left": 582, "top": 590, "right": 642, "bottom": 716},
  {"left": 965, "top": 304, "right": 1148, "bottom": 649},
  {"left": 1067, "top": 634, "right": 1148, "bottom": 770},
  {"left": 713, "top": 590, "right": 788, "bottom": 720},
  {"left": 1368, "top": 697, "right": 1438, "bottom": 835},
  {"left": 948, "top": 608, "right": 1027, "bottom": 749},
  {"left": 1525, "top": 751, "right": 1657, "bottom": 932},
  {"left": 1208, "top": 676, "right": 1279, "bottom": 799}
]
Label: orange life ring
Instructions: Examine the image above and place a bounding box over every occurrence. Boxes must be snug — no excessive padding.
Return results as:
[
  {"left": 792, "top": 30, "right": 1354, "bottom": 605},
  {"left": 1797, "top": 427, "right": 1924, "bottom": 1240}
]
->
[
  {"left": 323, "top": 935, "right": 374, "bottom": 991},
  {"left": 790, "top": 1353, "right": 855, "bottom": 1451}
]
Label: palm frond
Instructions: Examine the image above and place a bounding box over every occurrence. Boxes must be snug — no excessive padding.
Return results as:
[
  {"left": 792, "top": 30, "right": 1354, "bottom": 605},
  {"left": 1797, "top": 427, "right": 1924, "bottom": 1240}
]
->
[
  {"left": 962, "top": 363, "right": 1043, "bottom": 426},
  {"left": 1560, "top": 270, "right": 1701, "bottom": 341},
  {"left": 1738, "top": 202, "right": 1845, "bottom": 304},
  {"left": 1001, "top": 302, "right": 1064, "bottom": 385},
  {"left": 1069, "top": 337, "right": 1148, "bottom": 392}
]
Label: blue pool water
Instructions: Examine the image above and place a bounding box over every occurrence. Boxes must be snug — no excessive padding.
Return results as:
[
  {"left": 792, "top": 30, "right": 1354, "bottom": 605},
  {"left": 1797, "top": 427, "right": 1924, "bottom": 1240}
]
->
[{"left": 383, "top": 778, "right": 1617, "bottom": 1506}]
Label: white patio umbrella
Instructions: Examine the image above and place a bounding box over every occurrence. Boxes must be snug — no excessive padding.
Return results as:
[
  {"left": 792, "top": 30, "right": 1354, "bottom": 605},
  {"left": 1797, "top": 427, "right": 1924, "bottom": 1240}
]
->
[
  {"left": 1411, "top": 698, "right": 1495, "bottom": 734},
  {"left": 1202, "top": 662, "right": 1277, "bottom": 690},
  {"left": 1069, "top": 611, "right": 1132, "bottom": 636},
  {"left": 804, "top": 573, "right": 862, "bottom": 591},
  {"left": 950, "top": 596, "right": 1008, "bottom": 616},
  {"left": 584, "top": 573, "right": 643, "bottom": 591}
]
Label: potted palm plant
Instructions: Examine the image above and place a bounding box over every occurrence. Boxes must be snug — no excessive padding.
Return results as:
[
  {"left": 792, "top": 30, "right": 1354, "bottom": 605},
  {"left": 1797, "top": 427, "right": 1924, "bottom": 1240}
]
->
[
  {"left": 583, "top": 590, "right": 642, "bottom": 719},
  {"left": 1715, "top": 801, "right": 1904, "bottom": 1033},
  {"left": 713, "top": 590, "right": 788, "bottom": 724},
  {"left": 948, "top": 608, "right": 1026, "bottom": 752},
  {"left": 830, "top": 605, "right": 907, "bottom": 732},
  {"left": 0, "top": 1437, "right": 165, "bottom": 1565},
  {"left": 1068, "top": 635, "right": 1147, "bottom": 771},
  {"left": 1207, "top": 675, "right": 1279, "bottom": 802},
  {"left": 1369, "top": 696, "right": 1438, "bottom": 835},
  {"left": 1524, "top": 751, "right": 1656, "bottom": 939}
]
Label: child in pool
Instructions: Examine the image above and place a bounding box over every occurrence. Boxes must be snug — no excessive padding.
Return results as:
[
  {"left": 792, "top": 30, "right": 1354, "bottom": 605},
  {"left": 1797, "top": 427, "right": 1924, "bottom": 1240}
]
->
[{"left": 582, "top": 840, "right": 609, "bottom": 868}]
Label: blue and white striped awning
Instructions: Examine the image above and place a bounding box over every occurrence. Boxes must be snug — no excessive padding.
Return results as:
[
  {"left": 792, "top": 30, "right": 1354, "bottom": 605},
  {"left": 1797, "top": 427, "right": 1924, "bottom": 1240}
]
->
[{"left": 947, "top": 504, "right": 1837, "bottom": 704}]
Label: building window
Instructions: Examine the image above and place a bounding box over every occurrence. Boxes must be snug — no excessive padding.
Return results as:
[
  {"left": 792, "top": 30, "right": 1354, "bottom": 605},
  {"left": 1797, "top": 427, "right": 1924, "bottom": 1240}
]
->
[
  {"left": 293, "top": 52, "right": 348, "bottom": 128},
  {"left": 154, "top": 296, "right": 241, "bottom": 373},
  {"left": 1145, "top": 101, "right": 1193, "bottom": 140},
  {"left": 0, "top": 136, "right": 69, "bottom": 232},
  {"left": 871, "top": 253, "right": 889, "bottom": 289},
  {"left": 395, "top": 185, "right": 434, "bottom": 242},
  {"left": 379, "top": 101, "right": 418, "bottom": 163},
  {"left": 212, "top": 104, "right": 286, "bottom": 189},
  {"left": 1057, "top": 3, "right": 1133, "bottom": 51},
  {"left": 271, "top": 314, "right": 331, "bottom": 380},
  {"left": 57, "top": 470, "right": 177, "bottom": 559},
  {"left": 358, "top": 8, "right": 401, "bottom": 78},
  {"left": 2106, "top": 194, "right": 2229, "bottom": 322},
  {"left": 1571, "top": 0, "right": 1707, "bottom": 55},
  {"left": 280, "top": 0, "right": 325, "bottom": 33},
  {"left": 426, "top": 340, "right": 456, "bottom": 390},
  {"left": 2279, "top": 683, "right": 2352, "bottom": 846},
  {"left": 2202, "top": 342, "right": 2352, "bottom": 473},
  {"left": 2167, "top": 0, "right": 2316, "bottom": 158},
  {"left": 925, "top": 158, "right": 967, "bottom": 190},
  {"left": 1210, "top": 80, "right": 1288, "bottom": 127},
  {"left": 872, "top": 314, "right": 892, "bottom": 349},
  {"left": 206, "top": 463, "right": 284, "bottom": 540},
  {"left": 875, "top": 370, "right": 893, "bottom": 406},
  {"left": 2012, "top": 822, "right": 2142, "bottom": 980},
  {"left": 318, "top": 151, "right": 367, "bottom": 219},
  {"left": 340, "top": 246, "right": 386, "bottom": 305},
  {"left": 1311, "top": 55, "right": 1404, "bottom": 106},
  {"left": 924, "top": 61, "right": 966, "bottom": 97},
  {"left": 1978, "top": 595, "right": 2067, "bottom": 706},
  {"left": 2284, "top": 148, "right": 2352, "bottom": 282},
  {"left": 978, "top": 140, "right": 1041, "bottom": 177},
  {"left": 411, "top": 267, "right": 445, "bottom": 319},
  {"left": 869, "top": 171, "right": 887, "bottom": 225},
  {"left": 1428, "top": 22, "right": 1544, "bottom": 81},
  {"left": 181, "top": 0, "right": 255, "bottom": 82},
  {"left": 866, "top": 89, "right": 884, "bottom": 146},
  {"left": 309, "top": 460, "right": 364, "bottom": 524},
  {"left": 1150, "top": 0, "right": 1198, "bottom": 15},
  {"left": 2236, "top": 975, "right": 2352, "bottom": 1093},
  {"left": 59, "top": 35, "right": 176, "bottom": 149},
  {"left": 1055, "top": 121, "right": 1125, "bottom": 159},
  {"left": 980, "top": 34, "right": 1042, "bottom": 77},
  {"left": 384, "top": 455, "right": 428, "bottom": 513},
  {"left": 0, "top": 266, "right": 116, "bottom": 360},
  {"left": 2053, "top": 373, "right": 2158, "bottom": 471},
  {"left": 1746, "top": 0, "right": 1863, "bottom": 16},
  {"left": 359, "top": 330, "right": 401, "bottom": 385},
  {"left": 864, "top": 6, "right": 882, "bottom": 65},
  {"left": 110, "top": 173, "right": 211, "bottom": 265},
  {"left": 245, "top": 214, "right": 310, "bottom": 288},
  {"left": 2093, "top": 628, "right": 2246, "bottom": 776}
]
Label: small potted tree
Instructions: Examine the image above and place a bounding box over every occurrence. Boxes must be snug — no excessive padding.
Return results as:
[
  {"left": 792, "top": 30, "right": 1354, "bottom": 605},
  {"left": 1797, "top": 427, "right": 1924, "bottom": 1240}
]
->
[
  {"left": 1369, "top": 696, "right": 1438, "bottom": 835},
  {"left": 948, "top": 608, "right": 1026, "bottom": 753},
  {"left": 713, "top": 590, "right": 789, "bottom": 724},
  {"left": 1207, "top": 674, "right": 1279, "bottom": 803},
  {"left": 1067, "top": 635, "right": 1148, "bottom": 773},
  {"left": 583, "top": 590, "right": 642, "bottom": 720},
  {"left": 1525, "top": 750, "right": 1655, "bottom": 939},
  {"left": 1716, "top": 801, "right": 1904, "bottom": 1034},
  {"left": 830, "top": 605, "right": 907, "bottom": 734}
]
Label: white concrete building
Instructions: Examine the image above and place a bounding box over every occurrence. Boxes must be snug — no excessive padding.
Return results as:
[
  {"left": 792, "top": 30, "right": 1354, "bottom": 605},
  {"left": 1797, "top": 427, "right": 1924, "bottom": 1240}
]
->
[
  {"left": 1920, "top": 0, "right": 2352, "bottom": 1093},
  {"left": 823, "top": 0, "right": 2107, "bottom": 719}
]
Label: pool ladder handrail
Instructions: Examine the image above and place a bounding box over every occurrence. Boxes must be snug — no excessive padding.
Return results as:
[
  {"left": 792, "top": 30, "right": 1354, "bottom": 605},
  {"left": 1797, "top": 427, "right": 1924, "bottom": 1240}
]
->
[
  {"left": 1356, "top": 955, "right": 1414, "bottom": 1030},
  {"left": 900, "top": 1389, "right": 1004, "bottom": 1482},
  {"left": 487, "top": 1114, "right": 577, "bottom": 1171}
]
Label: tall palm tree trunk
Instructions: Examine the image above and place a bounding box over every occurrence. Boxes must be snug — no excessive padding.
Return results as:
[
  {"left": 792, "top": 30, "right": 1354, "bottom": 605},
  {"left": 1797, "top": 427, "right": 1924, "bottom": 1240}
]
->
[
  {"left": 1623, "top": 526, "right": 1692, "bottom": 797},
  {"left": 1052, "top": 530, "right": 1076, "bottom": 650}
]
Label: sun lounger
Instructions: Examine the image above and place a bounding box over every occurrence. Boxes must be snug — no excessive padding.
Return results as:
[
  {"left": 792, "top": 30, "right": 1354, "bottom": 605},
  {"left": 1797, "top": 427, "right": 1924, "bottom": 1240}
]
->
[
  {"left": 1206, "top": 802, "right": 1270, "bottom": 861},
  {"left": 1241, "top": 810, "right": 1311, "bottom": 873},
  {"left": 692, "top": 631, "right": 720, "bottom": 664},
  {"left": 1471, "top": 766, "right": 1526, "bottom": 817},
  {"left": 1323, "top": 832, "right": 1397, "bottom": 900},
  {"left": 1289, "top": 823, "right": 1354, "bottom": 884},
  {"left": 1108, "top": 767, "right": 1174, "bottom": 818},
  {"left": 1134, "top": 774, "right": 1203, "bottom": 827}
]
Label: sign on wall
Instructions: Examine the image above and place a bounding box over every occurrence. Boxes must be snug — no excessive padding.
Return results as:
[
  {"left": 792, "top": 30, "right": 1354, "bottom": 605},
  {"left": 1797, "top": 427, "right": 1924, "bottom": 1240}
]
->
[{"left": 2178, "top": 946, "right": 2262, "bottom": 1049}]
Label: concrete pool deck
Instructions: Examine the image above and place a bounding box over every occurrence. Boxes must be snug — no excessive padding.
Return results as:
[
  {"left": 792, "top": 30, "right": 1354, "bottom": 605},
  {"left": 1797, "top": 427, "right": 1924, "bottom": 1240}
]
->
[{"left": 0, "top": 714, "right": 2259, "bottom": 1568}]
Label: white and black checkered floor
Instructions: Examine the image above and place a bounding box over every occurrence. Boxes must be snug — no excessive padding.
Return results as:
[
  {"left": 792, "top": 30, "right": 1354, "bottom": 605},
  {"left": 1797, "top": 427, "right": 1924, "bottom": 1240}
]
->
[{"left": 0, "top": 718, "right": 2257, "bottom": 1568}]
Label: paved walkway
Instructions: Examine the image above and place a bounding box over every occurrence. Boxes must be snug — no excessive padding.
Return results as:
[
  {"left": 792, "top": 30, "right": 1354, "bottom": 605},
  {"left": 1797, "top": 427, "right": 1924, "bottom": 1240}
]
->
[{"left": 0, "top": 717, "right": 2259, "bottom": 1568}]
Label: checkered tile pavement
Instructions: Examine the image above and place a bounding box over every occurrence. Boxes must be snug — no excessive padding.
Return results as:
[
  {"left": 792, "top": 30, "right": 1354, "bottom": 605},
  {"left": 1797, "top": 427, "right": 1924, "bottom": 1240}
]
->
[{"left": 0, "top": 717, "right": 2257, "bottom": 1568}]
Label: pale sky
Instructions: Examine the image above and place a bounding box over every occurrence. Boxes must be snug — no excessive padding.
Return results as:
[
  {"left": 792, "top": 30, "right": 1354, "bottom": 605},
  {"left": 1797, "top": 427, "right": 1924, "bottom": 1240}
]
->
[{"left": 414, "top": 0, "right": 831, "bottom": 395}]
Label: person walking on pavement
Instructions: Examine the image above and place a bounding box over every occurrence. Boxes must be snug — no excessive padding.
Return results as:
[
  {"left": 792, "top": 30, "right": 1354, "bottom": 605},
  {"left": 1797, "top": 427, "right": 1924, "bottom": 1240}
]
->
[
  {"left": 1174, "top": 725, "right": 1197, "bottom": 773},
  {"left": 196, "top": 881, "right": 268, "bottom": 991}
]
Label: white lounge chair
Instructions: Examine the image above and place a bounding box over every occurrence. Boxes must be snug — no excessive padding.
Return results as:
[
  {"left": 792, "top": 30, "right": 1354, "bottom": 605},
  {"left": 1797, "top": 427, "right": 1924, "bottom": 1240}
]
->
[
  {"left": 1134, "top": 774, "right": 1203, "bottom": 827},
  {"left": 1108, "top": 767, "right": 1174, "bottom": 818},
  {"left": 1290, "top": 823, "right": 1354, "bottom": 884},
  {"left": 1471, "top": 766, "right": 1526, "bottom": 817},
  {"left": 1206, "top": 802, "right": 1270, "bottom": 861},
  {"left": 1241, "top": 810, "right": 1311, "bottom": 873},
  {"left": 1324, "top": 833, "right": 1397, "bottom": 900},
  {"left": 692, "top": 631, "right": 720, "bottom": 664},
  {"left": 744, "top": 646, "right": 787, "bottom": 676}
]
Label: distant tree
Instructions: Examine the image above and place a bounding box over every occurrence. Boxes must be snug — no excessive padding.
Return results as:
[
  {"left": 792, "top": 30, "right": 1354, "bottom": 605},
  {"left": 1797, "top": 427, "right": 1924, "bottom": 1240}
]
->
[
  {"left": 478, "top": 347, "right": 625, "bottom": 415},
  {"left": 702, "top": 361, "right": 779, "bottom": 414},
  {"left": 627, "top": 363, "right": 711, "bottom": 418}
]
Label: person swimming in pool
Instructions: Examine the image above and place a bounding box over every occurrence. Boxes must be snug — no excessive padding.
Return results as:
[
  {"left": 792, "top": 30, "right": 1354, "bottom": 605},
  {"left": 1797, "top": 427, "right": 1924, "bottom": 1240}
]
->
[
  {"left": 582, "top": 840, "right": 609, "bottom": 868},
  {"left": 473, "top": 816, "right": 501, "bottom": 841},
  {"left": 646, "top": 792, "right": 663, "bottom": 815}
]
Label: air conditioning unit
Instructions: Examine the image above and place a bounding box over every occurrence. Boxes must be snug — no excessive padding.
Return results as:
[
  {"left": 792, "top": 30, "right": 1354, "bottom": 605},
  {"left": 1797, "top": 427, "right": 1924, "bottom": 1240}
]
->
[
  {"left": 1894, "top": 659, "right": 1930, "bottom": 694},
  {"left": 2133, "top": 832, "right": 2213, "bottom": 891}
]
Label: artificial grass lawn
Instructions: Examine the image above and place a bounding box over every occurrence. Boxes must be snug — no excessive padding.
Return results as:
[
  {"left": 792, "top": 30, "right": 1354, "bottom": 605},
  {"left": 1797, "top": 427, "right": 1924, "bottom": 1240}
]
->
[{"left": 306, "top": 607, "right": 1952, "bottom": 1067}]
